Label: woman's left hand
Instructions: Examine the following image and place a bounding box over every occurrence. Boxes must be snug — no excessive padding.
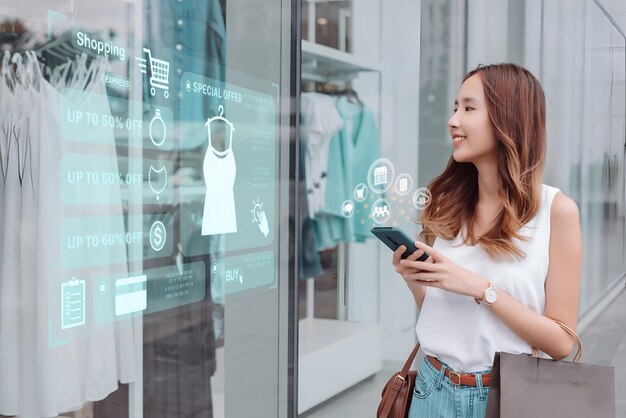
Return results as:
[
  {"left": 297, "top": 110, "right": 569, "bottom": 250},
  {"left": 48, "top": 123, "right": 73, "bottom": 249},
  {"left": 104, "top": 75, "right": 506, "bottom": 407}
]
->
[{"left": 399, "top": 240, "right": 490, "bottom": 300}]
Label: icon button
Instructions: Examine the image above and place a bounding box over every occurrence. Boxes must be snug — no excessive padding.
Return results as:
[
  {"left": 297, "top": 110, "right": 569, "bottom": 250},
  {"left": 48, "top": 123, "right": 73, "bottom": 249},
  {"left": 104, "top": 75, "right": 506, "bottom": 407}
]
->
[
  {"left": 371, "top": 199, "right": 391, "bottom": 224},
  {"left": 354, "top": 183, "right": 368, "bottom": 202},
  {"left": 149, "top": 109, "right": 166, "bottom": 147},
  {"left": 342, "top": 200, "right": 355, "bottom": 218},
  {"left": 61, "top": 277, "right": 86, "bottom": 330},
  {"left": 149, "top": 221, "right": 167, "bottom": 251},
  {"left": 413, "top": 187, "right": 432, "bottom": 210}
]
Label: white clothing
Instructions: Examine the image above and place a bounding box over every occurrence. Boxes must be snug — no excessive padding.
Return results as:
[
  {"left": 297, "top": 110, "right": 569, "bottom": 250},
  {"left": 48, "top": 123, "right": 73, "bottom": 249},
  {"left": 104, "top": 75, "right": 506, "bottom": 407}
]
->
[
  {"left": 0, "top": 54, "right": 137, "bottom": 417},
  {"left": 202, "top": 148, "right": 237, "bottom": 235},
  {"left": 416, "top": 183, "right": 561, "bottom": 372},
  {"left": 300, "top": 93, "right": 344, "bottom": 218}
]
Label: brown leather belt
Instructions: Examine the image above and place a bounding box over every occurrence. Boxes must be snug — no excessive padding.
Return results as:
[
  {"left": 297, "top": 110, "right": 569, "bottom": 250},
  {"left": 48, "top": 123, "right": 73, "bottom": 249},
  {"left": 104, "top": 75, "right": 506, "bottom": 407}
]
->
[{"left": 427, "top": 356, "right": 491, "bottom": 387}]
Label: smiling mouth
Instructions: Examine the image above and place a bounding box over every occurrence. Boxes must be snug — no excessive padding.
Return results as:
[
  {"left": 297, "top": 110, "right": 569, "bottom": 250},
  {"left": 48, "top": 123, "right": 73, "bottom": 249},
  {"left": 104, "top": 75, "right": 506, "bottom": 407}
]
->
[{"left": 453, "top": 136, "right": 466, "bottom": 144}]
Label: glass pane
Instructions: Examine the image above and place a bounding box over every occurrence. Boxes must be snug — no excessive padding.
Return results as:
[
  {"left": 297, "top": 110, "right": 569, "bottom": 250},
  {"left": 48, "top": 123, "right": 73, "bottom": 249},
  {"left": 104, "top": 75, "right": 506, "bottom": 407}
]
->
[
  {"left": 0, "top": 0, "right": 292, "bottom": 417},
  {"left": 540, "top": 0, "right": 626, "bottom": 313},
  {"left": 302, "top": 0, "right": 352, "bottom": 52}
]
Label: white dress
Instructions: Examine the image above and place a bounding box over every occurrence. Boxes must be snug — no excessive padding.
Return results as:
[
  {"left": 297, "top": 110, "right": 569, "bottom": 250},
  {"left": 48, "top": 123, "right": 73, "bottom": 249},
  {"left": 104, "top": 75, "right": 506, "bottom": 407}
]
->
[
  {"left": 0, "top": 61, "right": 22, "bottom": 414},
  {"left": 202, "top": 146, "right": 238, "bottom": 235}
]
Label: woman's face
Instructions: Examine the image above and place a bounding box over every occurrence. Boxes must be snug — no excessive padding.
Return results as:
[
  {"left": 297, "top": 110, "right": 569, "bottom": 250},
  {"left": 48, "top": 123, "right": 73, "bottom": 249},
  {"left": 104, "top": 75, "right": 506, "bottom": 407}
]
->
[{"left": 447, "top": 74, "right": 497, "bottom": 164}]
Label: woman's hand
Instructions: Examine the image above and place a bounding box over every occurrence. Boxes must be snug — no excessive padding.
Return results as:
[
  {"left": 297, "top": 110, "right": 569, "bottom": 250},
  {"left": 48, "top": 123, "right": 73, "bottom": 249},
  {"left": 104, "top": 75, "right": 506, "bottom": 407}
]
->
[
  {"left": 392, "top": 244, "right": 435, "bottom": 288},
  {"left": 399, "top": 241, "right": 490, "bottom": 300}
]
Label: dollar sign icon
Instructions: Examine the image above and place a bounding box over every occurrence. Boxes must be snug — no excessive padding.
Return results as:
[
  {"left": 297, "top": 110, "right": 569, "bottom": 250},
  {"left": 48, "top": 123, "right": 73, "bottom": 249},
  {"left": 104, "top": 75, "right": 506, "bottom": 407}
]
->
[{"left": 150, "top": 221, "right": 166, "bottom": 251}]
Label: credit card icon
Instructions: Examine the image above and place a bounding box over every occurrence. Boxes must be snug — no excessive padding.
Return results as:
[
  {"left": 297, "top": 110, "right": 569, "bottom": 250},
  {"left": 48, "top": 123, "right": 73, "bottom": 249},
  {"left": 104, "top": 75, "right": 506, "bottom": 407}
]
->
[{"left": 115, "top": 275, "right": 147, "bottom": 316}]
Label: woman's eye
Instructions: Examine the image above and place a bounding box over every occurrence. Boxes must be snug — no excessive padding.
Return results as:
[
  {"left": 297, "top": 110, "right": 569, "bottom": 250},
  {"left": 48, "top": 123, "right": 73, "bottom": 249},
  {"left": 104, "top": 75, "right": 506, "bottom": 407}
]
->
[
  {"left": 453, "top": 108, "right": 458, "bottom": 113},
  {"left": 465, "top": 106, "right": 473, "bottom": 111}
]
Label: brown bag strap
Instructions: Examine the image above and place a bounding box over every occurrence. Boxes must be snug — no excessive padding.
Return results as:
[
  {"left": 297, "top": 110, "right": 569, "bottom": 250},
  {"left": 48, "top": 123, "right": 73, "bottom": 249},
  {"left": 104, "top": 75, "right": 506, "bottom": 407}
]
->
[
  {"left": 379, "top": 343, "right": 420, "bottom": 418},
  {"left": 531, "top": 320, "right": 582, "bottom": 362},
  {"left": 400, "top": 342, "right": 421, "bottom": 376}
]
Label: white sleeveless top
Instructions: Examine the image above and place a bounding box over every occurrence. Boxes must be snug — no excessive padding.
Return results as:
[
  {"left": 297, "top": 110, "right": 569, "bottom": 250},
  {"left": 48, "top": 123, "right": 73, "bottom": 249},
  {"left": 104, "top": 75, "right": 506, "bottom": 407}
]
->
[{"left": 415, "top": 183, "right": 561, "bottom": 372}]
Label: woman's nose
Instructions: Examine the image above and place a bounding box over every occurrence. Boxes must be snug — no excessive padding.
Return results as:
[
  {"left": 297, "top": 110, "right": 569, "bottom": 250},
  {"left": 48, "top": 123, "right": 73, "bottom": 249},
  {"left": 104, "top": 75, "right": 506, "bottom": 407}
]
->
[{"left": 448, "top": 113, "right": 460, "bottom": 129}]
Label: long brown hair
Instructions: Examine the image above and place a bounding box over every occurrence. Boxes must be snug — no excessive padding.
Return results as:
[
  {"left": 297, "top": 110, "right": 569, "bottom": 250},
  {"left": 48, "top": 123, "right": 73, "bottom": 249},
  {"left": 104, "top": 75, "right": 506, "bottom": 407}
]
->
[{"left": 419, "top": 63, "right": 546, "bottom": 260}]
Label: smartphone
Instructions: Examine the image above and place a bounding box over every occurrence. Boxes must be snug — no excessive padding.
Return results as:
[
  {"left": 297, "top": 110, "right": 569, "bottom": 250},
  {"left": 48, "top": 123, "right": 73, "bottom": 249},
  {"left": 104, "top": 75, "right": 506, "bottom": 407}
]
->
[{"left": 371, "top": 227, "right": 430, "bottom": 261}]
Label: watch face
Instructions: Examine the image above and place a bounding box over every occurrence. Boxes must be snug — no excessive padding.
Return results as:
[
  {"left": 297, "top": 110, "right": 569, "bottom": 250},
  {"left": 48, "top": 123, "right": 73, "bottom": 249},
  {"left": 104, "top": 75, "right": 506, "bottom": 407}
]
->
[{"left": 485, "top": 288, "right": 498, "bottom": 303}]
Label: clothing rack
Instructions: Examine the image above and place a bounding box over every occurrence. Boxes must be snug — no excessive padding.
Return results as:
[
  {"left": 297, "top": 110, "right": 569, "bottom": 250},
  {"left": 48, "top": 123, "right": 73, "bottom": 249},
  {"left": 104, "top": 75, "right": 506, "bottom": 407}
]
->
[{"left": 300, "top": 74, "right": 363, "bottom": 322}]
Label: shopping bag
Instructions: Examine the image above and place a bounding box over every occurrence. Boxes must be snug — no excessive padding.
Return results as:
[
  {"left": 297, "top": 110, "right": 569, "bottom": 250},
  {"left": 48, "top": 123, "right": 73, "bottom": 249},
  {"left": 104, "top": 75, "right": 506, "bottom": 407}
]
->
[{"left": 485, "top": 320, "right": 615, "bottom": 418}]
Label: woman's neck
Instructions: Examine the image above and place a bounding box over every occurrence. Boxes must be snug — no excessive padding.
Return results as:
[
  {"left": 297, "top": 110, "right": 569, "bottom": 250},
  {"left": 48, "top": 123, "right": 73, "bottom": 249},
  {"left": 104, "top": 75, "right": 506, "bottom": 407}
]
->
[{"left": 474, "top": 159, "right": 500, "bottom": 206}]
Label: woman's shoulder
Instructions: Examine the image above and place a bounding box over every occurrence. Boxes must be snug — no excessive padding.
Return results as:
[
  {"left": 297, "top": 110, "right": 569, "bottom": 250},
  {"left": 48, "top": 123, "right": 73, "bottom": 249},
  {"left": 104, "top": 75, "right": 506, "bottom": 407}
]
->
[
  {"left": 550, "top": 192, "right": 580, "bottom": 224},
  {"left": 542, "top": 184, "right": 580, "bottom": 228}
]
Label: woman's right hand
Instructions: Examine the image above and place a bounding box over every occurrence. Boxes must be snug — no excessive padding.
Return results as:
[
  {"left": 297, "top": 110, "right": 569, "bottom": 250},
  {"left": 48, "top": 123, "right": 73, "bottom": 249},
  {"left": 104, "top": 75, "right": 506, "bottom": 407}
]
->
[{"left": 392, "top": 244, "right": 434, "bottom": 286}]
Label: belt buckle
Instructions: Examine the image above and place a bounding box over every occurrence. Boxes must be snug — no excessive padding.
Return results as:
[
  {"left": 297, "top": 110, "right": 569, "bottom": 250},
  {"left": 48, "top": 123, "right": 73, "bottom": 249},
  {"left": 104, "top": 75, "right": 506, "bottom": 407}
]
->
[{"left": 448, "top": 370, "right": 462, "bottom": 385}]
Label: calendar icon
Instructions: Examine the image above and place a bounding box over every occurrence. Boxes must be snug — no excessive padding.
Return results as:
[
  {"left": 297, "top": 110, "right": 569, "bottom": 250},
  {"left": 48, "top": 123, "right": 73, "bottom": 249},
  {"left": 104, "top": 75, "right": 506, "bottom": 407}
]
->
[{"left": 61, "top": 277, "right": 86, "bottom": 329}]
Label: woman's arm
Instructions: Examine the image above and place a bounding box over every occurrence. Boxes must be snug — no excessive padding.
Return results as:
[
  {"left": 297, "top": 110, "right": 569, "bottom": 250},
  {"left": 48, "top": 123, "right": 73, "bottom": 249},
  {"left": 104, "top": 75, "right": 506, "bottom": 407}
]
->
[
  {"left": 391, "top": 235, "right": 433, "bottom": 311},
  {"left": 480, "top": 193, "right": 582, "bottom": 360},
  {"left": 408, "top": 274, "right": 427, "bottom": 311}
]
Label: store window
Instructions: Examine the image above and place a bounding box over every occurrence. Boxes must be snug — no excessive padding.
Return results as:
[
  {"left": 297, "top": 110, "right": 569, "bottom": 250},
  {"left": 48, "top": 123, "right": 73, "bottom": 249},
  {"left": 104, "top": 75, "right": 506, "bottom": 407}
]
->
[
  {"left": 0, "top": 1, "right": 294, "bottom": 417},
  {"left": 297, "top": 0, "right": 423, "bottom": 414},
  {"left": 297, "top": 0, "right": 625, "bottom": 416}
]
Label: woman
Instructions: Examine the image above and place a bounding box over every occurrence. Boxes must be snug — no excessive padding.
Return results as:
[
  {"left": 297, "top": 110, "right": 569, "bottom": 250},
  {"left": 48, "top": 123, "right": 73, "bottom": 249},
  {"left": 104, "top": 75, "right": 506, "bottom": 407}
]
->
[{"left": 392, "top": 63, "right": 582, "bottom": 418}]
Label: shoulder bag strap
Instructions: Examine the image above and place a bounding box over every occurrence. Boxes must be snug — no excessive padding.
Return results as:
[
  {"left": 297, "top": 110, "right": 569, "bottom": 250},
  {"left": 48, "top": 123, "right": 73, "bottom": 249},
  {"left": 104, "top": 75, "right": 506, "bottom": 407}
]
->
[{"left": 379, "top": 343, "right": 420, "bottom": 417}]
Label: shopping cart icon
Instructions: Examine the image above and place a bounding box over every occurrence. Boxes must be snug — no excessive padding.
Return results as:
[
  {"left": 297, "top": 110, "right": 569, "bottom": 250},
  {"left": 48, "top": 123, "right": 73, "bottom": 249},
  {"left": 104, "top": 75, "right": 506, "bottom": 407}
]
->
[{"left": 136, "top": 48, "right": 170, "bottom": 99}]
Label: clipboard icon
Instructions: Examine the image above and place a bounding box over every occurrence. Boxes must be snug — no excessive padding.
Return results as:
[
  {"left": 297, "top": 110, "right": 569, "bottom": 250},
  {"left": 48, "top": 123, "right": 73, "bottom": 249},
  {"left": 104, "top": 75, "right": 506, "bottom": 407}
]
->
[{"left": 61, "top": 277, "right": 86, "bottom": 329}]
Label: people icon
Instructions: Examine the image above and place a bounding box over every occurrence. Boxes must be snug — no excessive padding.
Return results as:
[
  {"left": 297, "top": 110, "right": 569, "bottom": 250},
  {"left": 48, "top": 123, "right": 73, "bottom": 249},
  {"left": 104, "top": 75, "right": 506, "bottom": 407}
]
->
[
  {"left": 373, "top": 205, "right": 389, "bottom": 218},
  {"left": 371, "top": 199, "right": 391, "bottom": 224},
  {"left": 373, "top": 204, "right": 390, "bottom": 218}
]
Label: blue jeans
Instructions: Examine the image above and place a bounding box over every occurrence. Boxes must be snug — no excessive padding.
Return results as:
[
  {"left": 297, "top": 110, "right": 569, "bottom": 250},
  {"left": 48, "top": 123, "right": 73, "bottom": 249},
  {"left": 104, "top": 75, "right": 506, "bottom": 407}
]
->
[{"left": 408, "top": 357, "right": 491, "bottom": 418}]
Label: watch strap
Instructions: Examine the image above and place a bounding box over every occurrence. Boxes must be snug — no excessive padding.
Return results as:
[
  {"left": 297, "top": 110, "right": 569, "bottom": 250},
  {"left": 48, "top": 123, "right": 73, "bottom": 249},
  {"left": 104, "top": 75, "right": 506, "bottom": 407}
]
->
[{"left": 474, "top": 282, "right": 493, "bottom": 305}]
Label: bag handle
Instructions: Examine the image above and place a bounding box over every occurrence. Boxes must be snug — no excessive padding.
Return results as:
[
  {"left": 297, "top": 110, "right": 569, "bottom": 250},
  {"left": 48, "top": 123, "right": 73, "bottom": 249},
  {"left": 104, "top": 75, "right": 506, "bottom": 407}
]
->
[{"left": 531, "top": 319, "right": 582, "bottom": 362}]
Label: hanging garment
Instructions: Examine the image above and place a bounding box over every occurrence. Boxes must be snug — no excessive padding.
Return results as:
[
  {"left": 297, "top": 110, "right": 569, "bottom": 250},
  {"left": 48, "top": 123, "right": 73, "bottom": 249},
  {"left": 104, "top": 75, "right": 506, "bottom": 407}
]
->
[
  {"left": 0, "top": 52, "right": 24, "bottom": 414},
  {"left": 337, "top": 96, "right": 380, "bottom": 242},
  {"left": 297, "top": 134, "right": 324, "bottom": 280},
  {"left": 145, "top": 0, "right": 226, "bottom": 149},
  {"left": 314, "top": 96, "right": 380, "bottom": 250},
  {"left": 0, "top": 53, "right": 137, "bottom": 417},
  {"left": 300, "top": 92, "right": 344, "bottom": 218},
  {"left": 58, "top": 57, "right": 138, "bottom": 397},
  {"left": 202, "top": 107, "right": 237, "bottom": 236}
]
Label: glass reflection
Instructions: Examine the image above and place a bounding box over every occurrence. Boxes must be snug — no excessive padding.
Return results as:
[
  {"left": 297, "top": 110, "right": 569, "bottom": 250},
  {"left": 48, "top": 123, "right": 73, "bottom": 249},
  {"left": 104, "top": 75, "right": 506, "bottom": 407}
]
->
[{"left": 0, "top": 1, "right": 228, "bottom": 416}]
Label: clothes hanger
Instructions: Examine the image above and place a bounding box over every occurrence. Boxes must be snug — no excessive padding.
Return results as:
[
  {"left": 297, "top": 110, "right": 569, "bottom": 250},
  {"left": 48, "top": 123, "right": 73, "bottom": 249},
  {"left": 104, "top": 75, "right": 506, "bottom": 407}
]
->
[
  {"left": 50, "top": 59, "right": 72, "bottom": 90},
  {"left": 0, "top": 52, "right": 13, "bottom": 184}
]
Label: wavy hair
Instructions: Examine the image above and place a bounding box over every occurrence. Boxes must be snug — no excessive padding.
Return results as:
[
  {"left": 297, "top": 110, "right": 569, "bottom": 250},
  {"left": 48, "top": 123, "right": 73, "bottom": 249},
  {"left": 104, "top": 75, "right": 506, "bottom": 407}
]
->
[{"left": 419, "top": 63, "right": 546, "bottom": 261}]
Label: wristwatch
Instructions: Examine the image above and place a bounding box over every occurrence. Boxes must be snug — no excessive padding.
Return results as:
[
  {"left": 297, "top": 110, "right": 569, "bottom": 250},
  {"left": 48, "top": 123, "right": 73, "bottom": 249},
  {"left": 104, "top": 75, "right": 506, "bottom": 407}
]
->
[{"left": 475, "top": 283, "right": 498, "bottom": 306}]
